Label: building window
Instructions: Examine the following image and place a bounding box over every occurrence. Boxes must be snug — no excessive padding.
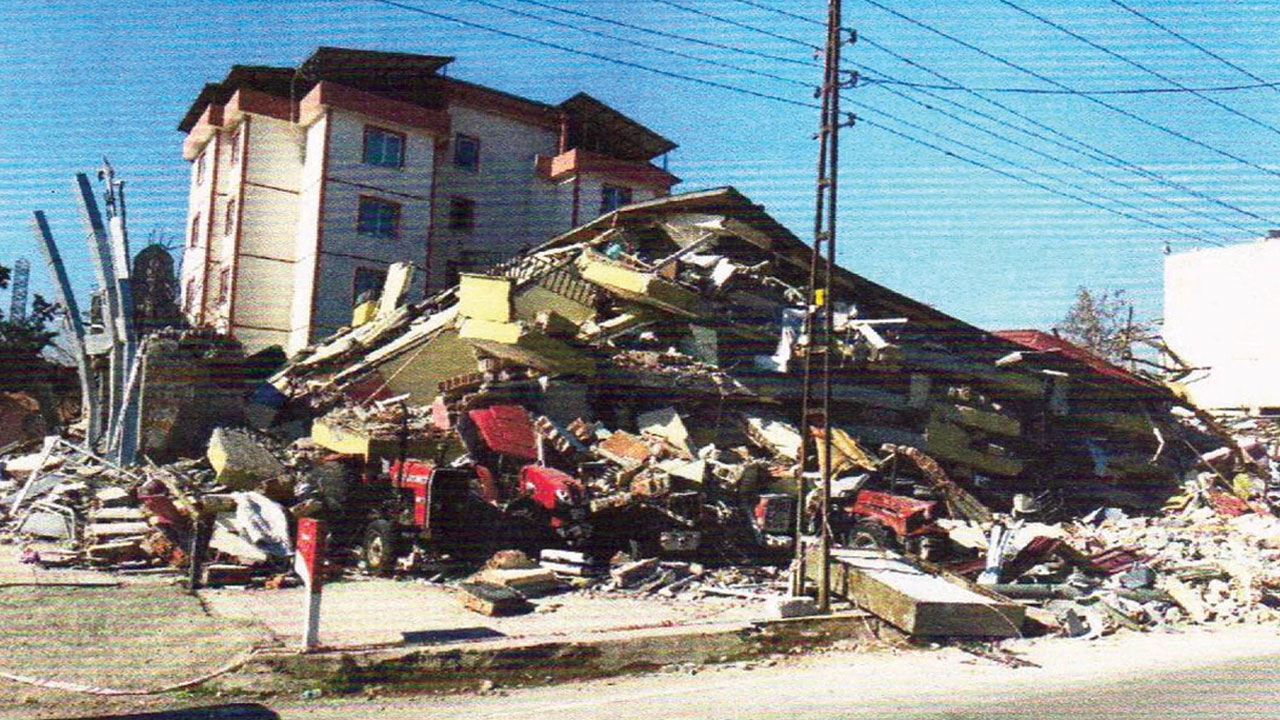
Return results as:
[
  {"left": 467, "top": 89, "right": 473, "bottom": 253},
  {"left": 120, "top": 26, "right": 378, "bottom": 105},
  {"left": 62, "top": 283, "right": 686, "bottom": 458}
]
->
[
  {"left": 362, "top": 126, "right": 405, "bottom": 168},
  {"left": 183, "top": 279, "right": 196, "bottom": 314},
  {"left": 229, "top": 126, "right": 242, "bottom": 166},
  {"left": 224, "top": 199, "right": 236, "bottom": 236},
  {"left": 217, "top": 267, "right": 231, "bottom": 305},
  {"left": 189, "top": 213, "right": 201, "bottom": 247},
  {"left": 447, "top": 196, "right": 475, "bottom": 231},
  {"left": 353, "top": 266, "right": 388, "bottom": 307},
  {"left": 196, "top": 151, "right": 207, "bottom": 185},
  {"left": 601, "top": 184, "right": 632, "bottom": 214},
  {"left": 453, "top": 134, "right": 480, "bottom": 171},
  {"left": 357, "top": 196, "right": 400, "bottom": 239}
]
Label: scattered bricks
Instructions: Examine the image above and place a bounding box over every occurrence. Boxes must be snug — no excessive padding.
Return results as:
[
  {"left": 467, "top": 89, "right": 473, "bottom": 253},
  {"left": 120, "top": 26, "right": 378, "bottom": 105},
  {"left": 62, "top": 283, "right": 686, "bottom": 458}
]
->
[
  {"left": 206, "top": 427, "right": 286, "bottom": 491},
  {"left": 597, "top": 431, "right": 652, "bottom": 469},
  {"left": 766, "top": 595, "right": 820, "bottom": 619},
  {"left": 611, "top": 557, "right": 660, "bottom": 588},
  {"left": 458, "top": 581, "right": 533, "bottom": 616},
  {"left": 200, "top": 563, "right": 255, "bottom": 587}
]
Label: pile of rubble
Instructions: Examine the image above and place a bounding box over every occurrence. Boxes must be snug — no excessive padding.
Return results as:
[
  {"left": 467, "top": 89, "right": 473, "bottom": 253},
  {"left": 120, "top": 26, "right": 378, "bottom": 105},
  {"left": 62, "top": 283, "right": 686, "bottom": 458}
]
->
[{"left": 7, "top": 187, "right": 1280, "bottom": 642}]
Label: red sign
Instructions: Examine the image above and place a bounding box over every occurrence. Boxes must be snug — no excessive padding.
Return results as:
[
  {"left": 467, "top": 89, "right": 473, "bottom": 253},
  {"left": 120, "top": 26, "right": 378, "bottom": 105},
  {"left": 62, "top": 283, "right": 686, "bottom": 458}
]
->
[{"left": 295, "top": 518, "right": 327, "bottom": 588}]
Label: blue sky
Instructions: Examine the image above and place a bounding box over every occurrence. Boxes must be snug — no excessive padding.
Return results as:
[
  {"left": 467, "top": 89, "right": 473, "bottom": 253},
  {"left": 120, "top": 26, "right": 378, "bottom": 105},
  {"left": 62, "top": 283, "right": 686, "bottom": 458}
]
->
[{"left": 2, "top": 0, "right": 1277, "bottom": 334}]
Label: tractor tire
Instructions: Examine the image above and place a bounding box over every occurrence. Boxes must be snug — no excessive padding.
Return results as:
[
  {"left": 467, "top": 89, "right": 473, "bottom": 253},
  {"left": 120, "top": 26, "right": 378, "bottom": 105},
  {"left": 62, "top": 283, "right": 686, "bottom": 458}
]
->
[
  {"left": 362, "top": 519, "right": 398, "bottom": 576},
  {"left": 844, "top": 520, "right": 898, "bottom": 551}
]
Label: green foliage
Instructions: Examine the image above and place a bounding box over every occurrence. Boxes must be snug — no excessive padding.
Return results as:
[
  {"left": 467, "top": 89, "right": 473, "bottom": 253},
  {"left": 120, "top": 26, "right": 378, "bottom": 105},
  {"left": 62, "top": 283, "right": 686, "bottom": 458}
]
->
[
  {"left": 1057, "top": 286, "right": 1149, "bottom": 364},
  {"left": 0, "top": 261, "right": 61, "bottom": 391}
]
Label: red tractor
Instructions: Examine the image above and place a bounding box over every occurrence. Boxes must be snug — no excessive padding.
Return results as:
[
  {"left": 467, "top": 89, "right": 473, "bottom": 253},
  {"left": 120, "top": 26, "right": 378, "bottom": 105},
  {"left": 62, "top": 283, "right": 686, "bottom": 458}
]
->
[
  {"left": 354, "top": 404, "right": 592, "bottom": 574},
  {"left": 829, "top": 489, "right": 949, "bottom": 560}
]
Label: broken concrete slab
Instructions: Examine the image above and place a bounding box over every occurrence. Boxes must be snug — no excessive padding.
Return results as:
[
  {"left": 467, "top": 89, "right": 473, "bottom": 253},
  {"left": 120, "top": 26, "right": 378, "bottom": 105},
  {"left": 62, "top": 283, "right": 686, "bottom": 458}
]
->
[
  {"left": 809, "top": 547, "right": 1024, "bottom": 637},
  {"left": 206, "top": 427, "right": 286, "bottom": 491},
  {"left": 458, "top": 581, "right": 533, "bottom": 616}
]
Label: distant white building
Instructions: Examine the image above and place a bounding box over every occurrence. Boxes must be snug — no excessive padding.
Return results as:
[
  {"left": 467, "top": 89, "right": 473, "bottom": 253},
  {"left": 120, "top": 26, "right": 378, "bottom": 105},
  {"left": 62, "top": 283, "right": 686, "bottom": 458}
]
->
[
  {"left": 178, "top": 47, "right": 679, "bottom": 354},
  {"left": 1163, "top": 235, "right": 1280, "bottom": 411}
]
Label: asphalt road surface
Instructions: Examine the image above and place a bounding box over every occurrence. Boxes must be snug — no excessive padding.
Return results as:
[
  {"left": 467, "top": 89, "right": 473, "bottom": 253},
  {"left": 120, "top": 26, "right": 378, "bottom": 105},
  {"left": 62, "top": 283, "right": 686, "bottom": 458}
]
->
[{"left": 271, "top": 625, "right": 1280, "bottom": 720}]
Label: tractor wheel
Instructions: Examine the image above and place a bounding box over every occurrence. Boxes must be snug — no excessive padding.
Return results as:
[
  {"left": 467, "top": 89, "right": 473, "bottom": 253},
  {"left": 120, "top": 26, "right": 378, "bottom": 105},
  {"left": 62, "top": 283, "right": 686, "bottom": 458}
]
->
[
  {"left": 362, "top": 519, "right": 398, "bottom": 576},
  {"left": 844, "top": 520, "right": 898, "bottom": 551}
]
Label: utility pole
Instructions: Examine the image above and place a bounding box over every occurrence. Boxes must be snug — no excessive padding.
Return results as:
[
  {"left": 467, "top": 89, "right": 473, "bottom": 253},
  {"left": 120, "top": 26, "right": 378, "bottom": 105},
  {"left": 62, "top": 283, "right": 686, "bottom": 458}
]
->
[{"left": 794, "top": 0, "right": 853, "bottom": 613}]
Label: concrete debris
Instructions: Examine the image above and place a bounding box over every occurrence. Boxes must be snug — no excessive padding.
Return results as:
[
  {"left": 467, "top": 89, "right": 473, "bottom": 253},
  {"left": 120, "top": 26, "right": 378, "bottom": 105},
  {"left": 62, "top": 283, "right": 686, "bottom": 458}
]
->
[{"left": 11, "top": 188, "right": 1280, "bottom": 641}]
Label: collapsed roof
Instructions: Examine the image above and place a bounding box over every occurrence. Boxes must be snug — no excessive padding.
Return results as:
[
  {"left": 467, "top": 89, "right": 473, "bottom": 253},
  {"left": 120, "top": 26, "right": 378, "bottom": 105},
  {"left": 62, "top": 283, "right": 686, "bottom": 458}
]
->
[{"left": 269, "top": 187, "right": 1188, "bottom": 497}]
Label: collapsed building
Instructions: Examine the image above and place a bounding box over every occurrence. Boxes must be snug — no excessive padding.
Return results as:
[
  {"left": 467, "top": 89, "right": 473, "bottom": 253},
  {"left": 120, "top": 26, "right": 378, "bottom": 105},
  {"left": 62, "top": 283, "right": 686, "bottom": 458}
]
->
[
  {"left": 8, "top": 186, "right": 1279, "bottom": 639},
  {"left": 269, "top": 186, "right": 1208, "bottom": 507}
]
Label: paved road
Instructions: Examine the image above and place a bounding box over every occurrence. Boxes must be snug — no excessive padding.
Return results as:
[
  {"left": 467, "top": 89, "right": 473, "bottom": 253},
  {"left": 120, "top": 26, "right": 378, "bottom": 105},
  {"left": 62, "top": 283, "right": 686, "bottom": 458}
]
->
[{"left": 272, "top": 625, "right": 1280, "bottom": 720}]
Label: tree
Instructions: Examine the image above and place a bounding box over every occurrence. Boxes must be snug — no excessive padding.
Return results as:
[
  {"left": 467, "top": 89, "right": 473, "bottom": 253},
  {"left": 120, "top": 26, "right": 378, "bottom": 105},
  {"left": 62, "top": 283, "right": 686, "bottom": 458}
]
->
[
  {"left": 0, "top": 261, "right": 61, "bottom": 392},
  {"left": 1057, "top": 286, "right": 1149, "bottom": 364}
]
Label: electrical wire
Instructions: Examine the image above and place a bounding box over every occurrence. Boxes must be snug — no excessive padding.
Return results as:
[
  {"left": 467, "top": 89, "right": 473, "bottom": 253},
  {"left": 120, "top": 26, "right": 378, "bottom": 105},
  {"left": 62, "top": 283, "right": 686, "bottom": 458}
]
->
[
  {"left": 865, "top": 77, "right": 1280, "bottom": 95},
  {"left": 702, "top": 0, "right": 1277, "bottom": 229},
  {"left": 364, "top": 0, "right": 1249, "bottom": 244},
  {"left": 860, "top": 0, "right": 1280, "bottom": 180},
  {"left": 857, "top": 75, "right": 1232, "bottom": 241},
  {"left": 459, "top": 0, "right": 812, "bottom": 89},
  {"left": 648, "top": 0, "right": 821, "bottom": 50},
  {"left": 363, "top": 0, "right": 817, "bottom": 109},
  {"left": 507, "top": 0, "right": 817, "bottom": 68},
  {"left": 860, "top": 36, "right": 1271, "bottom": 232},
  {"left": 846, "top": 95, "right": 1225, "bottom": 245},
  {"left": 858, "top": 115, "right": 1224, "bottom": 245},
  {"left": 502, "top": 0, "right": 1240, "bottom": 239},
  {"left": 1107, "top": 0, "right": 1280, "bottom": 96},
  {"left": 996, "top": 0, "right": 1280, "bottom": 138}
]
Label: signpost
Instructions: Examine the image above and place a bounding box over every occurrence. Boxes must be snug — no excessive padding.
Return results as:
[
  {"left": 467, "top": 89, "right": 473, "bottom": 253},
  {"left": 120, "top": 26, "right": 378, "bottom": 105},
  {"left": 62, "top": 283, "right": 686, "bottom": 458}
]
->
[{"left": 295, "top": 518, "right": 326, "bottom": 651}]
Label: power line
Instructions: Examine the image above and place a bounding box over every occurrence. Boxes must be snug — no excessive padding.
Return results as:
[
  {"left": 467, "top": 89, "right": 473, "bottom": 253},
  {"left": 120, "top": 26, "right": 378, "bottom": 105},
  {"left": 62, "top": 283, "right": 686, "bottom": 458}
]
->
[
  {"left": 507, "top": 0, "right": 817, "bottom": 68},
  {"left": 866, "top": 77, "right": 1280, "bottom": 95},
  {"left": 362, "top": 0, "right": 817, "bottom": 109},
  {"left": 995, "top": 0, "right": 1280, "bottom": 139},
  {"left": 858, "top": 116, "right": 1224, "bottom": 246},
  {"left": 846, "top": 95, "right": 1224, "bottom": 245},
  {"left": 857, "top": 76, "right": 1231, "bottom": 242},
  {"left": 365, "top": 0, "right": 1244, "bottom": 244},
  {"left": 648, "top": 0, "right": 820, "bottom": 50},
  {"left": 700, "top": 0, "right": 1276, "bottom": 229},
  {"left": 727, "top": 0, "right": 825, "bottom": 27},
  {"left": 459, "top": 0, "right": 813, "bottom": 89},
  {"left": 860, "top": 36, "right": 1269, "bottom": 233},
  {"left": 860, "top": 0, "right": 1280, "bottom": 181},
  {"left": 495, "top": 0, "right": 1235, "bottom": 240},
  {"left": 1107, "top": 0, "right": 1280, "bottom": 95}
]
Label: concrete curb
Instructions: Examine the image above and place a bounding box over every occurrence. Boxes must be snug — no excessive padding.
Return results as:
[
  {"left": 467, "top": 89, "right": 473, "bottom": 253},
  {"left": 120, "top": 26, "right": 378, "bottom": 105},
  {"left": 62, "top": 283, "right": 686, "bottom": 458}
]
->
[{"left": 230, "top": 611, "right": 897, "bottom": 696}]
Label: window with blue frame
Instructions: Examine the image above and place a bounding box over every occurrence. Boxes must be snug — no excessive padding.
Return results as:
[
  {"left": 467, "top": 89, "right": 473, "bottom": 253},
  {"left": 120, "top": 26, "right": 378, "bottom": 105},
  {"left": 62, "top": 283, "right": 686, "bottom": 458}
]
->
[
  {"left": 357, "top": 196, "right": 400, "bottom": 239},
  {"left": 362, "top": 126, "right": 405, "bottom": 168}
]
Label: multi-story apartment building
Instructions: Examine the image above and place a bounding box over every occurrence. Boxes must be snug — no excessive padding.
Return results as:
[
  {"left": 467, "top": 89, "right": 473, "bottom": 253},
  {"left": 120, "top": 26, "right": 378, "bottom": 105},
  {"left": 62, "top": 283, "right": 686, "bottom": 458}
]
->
[{"left": 178, "top": 47, "right": 679, "bottom": 354}]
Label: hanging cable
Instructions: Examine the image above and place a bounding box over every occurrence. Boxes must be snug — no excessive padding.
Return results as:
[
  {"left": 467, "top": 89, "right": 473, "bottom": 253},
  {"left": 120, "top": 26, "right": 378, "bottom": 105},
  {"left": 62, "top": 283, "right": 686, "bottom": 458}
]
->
[
  {"left": 1107, "top": 0, "right": 1280, "bottom": 95},
  {"left": 996, "top": 0, "right": 1280, "bottom": 138},
  {"left": 860, "top": 0, "right": 1280, "bottom": 180}
]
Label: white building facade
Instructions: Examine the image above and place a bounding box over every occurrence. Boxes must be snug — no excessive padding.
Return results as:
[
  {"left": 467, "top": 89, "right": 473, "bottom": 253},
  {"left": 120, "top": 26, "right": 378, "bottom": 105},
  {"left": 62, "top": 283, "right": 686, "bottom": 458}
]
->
[
  {"left": 178, "top": 48, "right": 679, "bottom": 354},
  {"left": 1164, "top": 237, "right": 1280, "bottom": 411}
]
